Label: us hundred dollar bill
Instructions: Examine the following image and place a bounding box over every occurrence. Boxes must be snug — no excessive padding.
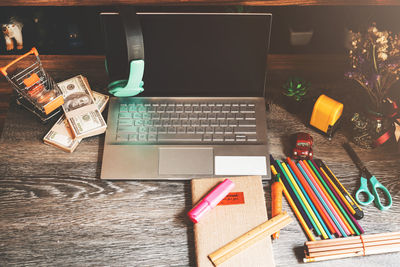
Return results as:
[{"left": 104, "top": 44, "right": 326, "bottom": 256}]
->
[
  {"left": 43, "top": 90, "right": 109, "bottom": 152},
  {"left": 57, "top": 75, "right": 107, "bottom": 139}
]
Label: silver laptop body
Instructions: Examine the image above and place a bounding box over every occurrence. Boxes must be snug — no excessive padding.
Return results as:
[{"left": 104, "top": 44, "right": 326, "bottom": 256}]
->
[{"left": 100, "top": 12, "right": 272, "bottom": 180}]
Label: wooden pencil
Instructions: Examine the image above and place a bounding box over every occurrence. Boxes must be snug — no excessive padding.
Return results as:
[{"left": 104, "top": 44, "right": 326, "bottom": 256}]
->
[{"left": 304, "top": 232, "right": 400, "bottom": 262}]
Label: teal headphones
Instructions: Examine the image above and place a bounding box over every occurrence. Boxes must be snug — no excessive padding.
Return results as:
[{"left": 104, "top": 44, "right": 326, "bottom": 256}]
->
[{"left": 102, "top": 8, "right": 145, "bottom": 97}]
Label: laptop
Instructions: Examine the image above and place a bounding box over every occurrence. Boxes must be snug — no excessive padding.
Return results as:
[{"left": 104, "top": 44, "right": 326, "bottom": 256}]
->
[{"left": 100, "top": 12, "right": 272, "bottom": 180}]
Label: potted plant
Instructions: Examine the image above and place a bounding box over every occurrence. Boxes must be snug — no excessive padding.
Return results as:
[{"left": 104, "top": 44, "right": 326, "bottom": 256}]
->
[{"left": 280, "top": 77, "right": 312, "bottom": 114}]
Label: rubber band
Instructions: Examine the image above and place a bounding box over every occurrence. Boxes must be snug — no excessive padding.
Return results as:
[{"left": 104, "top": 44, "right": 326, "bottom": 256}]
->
[{"left": 360, "top": 234, "right": 366, "bottom": 256}]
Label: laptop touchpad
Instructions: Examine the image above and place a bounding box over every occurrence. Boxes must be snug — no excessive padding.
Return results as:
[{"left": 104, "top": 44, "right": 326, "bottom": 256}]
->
[{"left": 159, "top": 147, "right": 214, "bottom": 175}]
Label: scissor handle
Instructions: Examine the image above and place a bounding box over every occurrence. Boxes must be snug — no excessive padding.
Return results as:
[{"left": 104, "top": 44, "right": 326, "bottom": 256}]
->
[
  {"left": 369, "top": 176, "right": 392, "bottom": 211},
  {"left": 356, "top": 177, "right": 375, "bottom": 206}
]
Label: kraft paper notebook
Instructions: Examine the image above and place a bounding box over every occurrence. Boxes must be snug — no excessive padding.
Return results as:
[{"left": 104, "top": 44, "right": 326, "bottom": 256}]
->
[{"left": 191, "top": 176, "right": 275, "bottom": 267}]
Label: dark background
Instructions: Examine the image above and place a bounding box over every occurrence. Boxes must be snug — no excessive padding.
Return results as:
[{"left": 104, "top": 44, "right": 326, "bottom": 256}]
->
[{"left": 0, "top": 5, "right": 400, "bottom": 55}]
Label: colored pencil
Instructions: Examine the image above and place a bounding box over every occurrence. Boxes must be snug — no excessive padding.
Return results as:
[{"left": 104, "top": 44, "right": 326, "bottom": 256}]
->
[
  {"left": 276, "top": 160, "right": 321, "bottom": 236},
  {"left": 297, "top": 162, "right": 344, "bottom": 237},
  {"left": 286, "top": 158, "right": 336, "bottom": 237},
  {"left": 314, "top": 159, "right": 364, "bottom": 220},
  {"left": 281, "top": 162, "right": 323, "bottom": 237},
  {"left": 271, "top": 165, "right": 316, "bottom": 241},
  {"left": 270, "top": 156, "right": 314, "bottom": 231},
  {"left": 301, "top": 160, "right": 350, "bottom": 237},
  {"left": 286, "top": 164, "right": 331, "bottom": 239},
  {"left": 307, "top": 160, "right": 358, "bottom": 236},
  {"left": 310, "top": 159, "right": 364, "bottom": 235}
]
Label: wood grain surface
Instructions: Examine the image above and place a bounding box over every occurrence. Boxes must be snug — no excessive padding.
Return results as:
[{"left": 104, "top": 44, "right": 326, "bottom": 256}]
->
[
  {"left": 0, "top": 54, "right": 400, "bottom": 266},
  {"left": 0, "top": 0, "right": 399, "bottom": 6}
]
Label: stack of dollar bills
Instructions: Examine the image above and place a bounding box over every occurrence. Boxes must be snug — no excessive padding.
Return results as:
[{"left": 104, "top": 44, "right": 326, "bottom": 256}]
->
[{"left": 43, "top": 75, "right": 109, "bottom": 152}]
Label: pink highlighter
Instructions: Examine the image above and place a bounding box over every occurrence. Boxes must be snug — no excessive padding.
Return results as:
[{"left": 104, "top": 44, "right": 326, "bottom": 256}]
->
[{"left": 188, "top": 179, "right": 235, "bottom": 223}]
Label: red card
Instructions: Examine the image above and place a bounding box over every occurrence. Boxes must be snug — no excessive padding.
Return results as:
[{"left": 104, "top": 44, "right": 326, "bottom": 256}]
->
[{"left": 218, "top": 192, "right": 245, "bottom": 205}]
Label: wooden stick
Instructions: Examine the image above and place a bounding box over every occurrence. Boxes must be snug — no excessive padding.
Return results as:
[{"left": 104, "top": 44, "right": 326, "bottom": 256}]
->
[
  {"left": 208, "top": 212, "right": 292, "bottom": 266},
  {"left": 308, "top": 242, "right": 400, "bottom": 257},
  {"left": 304, "top": 245, "right": 400, "bottom": 263},
  {"left": 304, "top": 231, "right": 400, "bottom": 262},
  {"left": 306, "top": 232, "right": 400, "bottom": 248},
  {"left": 307, "top": 238, "right": 400, "bottom": 253}
]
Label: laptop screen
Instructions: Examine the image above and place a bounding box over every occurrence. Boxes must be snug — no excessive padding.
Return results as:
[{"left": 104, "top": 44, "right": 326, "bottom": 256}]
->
[{"left": 138, "top": 13, "right": 272, "bottom": 98}]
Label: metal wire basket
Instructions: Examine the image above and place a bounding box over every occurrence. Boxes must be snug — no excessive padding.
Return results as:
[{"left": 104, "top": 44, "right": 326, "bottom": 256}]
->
[{"left": 0, "top": 47, "right": 64, "bottom": 122}]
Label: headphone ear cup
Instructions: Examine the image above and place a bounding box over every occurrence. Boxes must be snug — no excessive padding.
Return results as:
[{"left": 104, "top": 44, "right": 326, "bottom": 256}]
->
[{"left": 108, "top": 79, "right": 128, "bottom": 95}]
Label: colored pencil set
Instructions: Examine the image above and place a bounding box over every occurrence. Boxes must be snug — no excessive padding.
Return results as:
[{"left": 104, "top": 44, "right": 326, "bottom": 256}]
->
[{"left": 270, "top": 155, "right": 364, "bottom": 241}]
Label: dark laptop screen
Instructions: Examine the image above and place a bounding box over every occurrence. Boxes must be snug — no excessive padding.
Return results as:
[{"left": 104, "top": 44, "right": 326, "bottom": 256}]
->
[{"left": 138, "top": 13, "right": 272, "bottom": 97}]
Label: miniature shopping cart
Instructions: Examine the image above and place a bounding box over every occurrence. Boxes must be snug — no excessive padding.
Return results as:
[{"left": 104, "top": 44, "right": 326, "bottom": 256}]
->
[{"left": 0, "top": 47, "right": 64, "bottom": 122}]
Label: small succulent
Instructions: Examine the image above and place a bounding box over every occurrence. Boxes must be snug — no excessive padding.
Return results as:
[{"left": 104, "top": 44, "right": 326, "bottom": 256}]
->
[{"left": 283, "top": 77, "right": 311, "bottom": 102}]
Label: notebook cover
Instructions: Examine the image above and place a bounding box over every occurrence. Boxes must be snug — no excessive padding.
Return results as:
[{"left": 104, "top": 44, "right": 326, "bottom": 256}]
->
[{"left": 191, "top": 176, "right": 275, "bottom": 267}]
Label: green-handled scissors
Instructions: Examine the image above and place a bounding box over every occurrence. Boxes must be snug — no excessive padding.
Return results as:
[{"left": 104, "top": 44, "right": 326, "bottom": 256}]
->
[{"left": 343, "top": 143, "right": 392, "bottom": 211}]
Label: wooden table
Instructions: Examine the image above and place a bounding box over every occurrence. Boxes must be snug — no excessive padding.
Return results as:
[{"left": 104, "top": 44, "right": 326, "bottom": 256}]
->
[{"left": 0, "top": 55, "right": 399, "bottom": 266}]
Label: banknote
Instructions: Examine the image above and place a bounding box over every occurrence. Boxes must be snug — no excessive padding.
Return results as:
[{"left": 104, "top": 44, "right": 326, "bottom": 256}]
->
[
  {"left": 58, "top": 75, "right": 107, "bottom": 139},
  {"left": 44, "top": 80, "right": 109, "bottom": 152}
]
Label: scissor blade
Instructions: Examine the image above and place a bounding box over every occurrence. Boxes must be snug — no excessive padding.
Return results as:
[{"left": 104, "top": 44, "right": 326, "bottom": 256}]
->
[{"left": 343, "top": 142, "right": 366, "bottom": 171}]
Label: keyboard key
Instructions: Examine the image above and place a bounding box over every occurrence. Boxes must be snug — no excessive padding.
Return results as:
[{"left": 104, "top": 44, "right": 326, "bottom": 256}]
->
[
  {"left": 139, "top": 126, "right": 148, "bottom": 133},
  {"left": 171, "top": 120, "right": 181, "bottom": 126},
  {"left": 226, "top": 114, "right": 235, "bottom": 120},
  {"left": 137, "top": 106, "right": 147, "bottom": 113},
  {"left": 177, "top": 127, "right": 187, "bottom": 134},
  {"left": 118, "top": 119, "right": 132, "bottom": 126},
  {"left": 224, "top": 127, "right": 234, "bottom": 134},
  {"left": 147, "top": 106, "right": 156, "bottom": 113},
  {"left": 191, "top": 120, "right": 200, "bottom": 127},
  {"left": 134, "top": 120, "right": 144, "bottom": 126},
  {"left": 203, "top": 134, "right": 212, "bottom": 141},
  {"left": 184, "top": 106, "right": 193, "bottom": 113},
  {"left": 138, "top": 134, "right": 147, "bottom": 141},
  {"left": 240, "top": 106, "right": 255, "bottom": 113},
  {"left": 189, "top": 113, "right": 198, "bottom": 120},
  {"left": 158, "top": 127, "right": 167, "bottom": 134},
  {"left": 208, "top": 114, "right": 216, "bottom": 120},
  {"left": 158, "top": 134, "right": 203, "bottom": 142},
  {"left": 170, "top": 113, "right": 179, "bottom": 120},
  {"left": 149, "top": 127, "right": 158, "bottom": 133},
  {"left": 212, "top": 106, "right": 222, "bottom": 113},
  {"left": 119, "top": 104, "right": 128, "bottom": 112},
  {"left": 166, "top": 106, "right": 175, "bottom": 113},
  {"left": 214, "top": 127, "right": 224, "bottom": 134},
  {"left": 247, "top": 135, "right": 258, "bottom": 141},
  {"left": 231, "top": 106, "right": 239, "bottom": 113},
  {"left": 157, "top": 106, "right": 166, "bottom": 113},
  {"left": 205, "top": 127, "right": 214, "bottom": 134},
  {"left": 193, "top": 106, "right": 202, "bottom": 113},
  {"left": 236, "top": 114, "right": 245, "bottom": 120},
  {"left": 228, "top": 121, "right": 238, "bottom": 127},
  {"left": 133, "top": 113, "right": 142, "bottom": 119},
  {"left": 128, "top": 104, "right": 137, "bottom": 112},
  {"left": 151, "top": 113, "right": 161, "bottom": 119},
  {"left": 213, "top": 134, "right": 224, "bottom": 141},
  {"left": 167, "top": 127, "right": 177, "bottom": 134},
  {"left": 153, "top": 120, "right": 162, "bottom": 126},
  {"left": 224, "top": 134, "right": 235, "bottom": 141},
  {"left": 222, "top": 106, "right": 230, "bottom": 113},
  {"left": 198, "top": 113, "right": 207, "bottom": 120},
  {"left": 148, "top": 134, "right": 157, "bottom": 142},
  {"left": 162, "top": 121, "right": 172, "bottom": 126},
  {"left": 176, "top": 106, "right": 184, "bottom": 113},
  {"left": 144, "top": 120, "right": 152, "bottom": 126},
  {"left": 195, "top": 127, "right": 205, "bottom": 134},
  {"left": 200, "top": 120, "right": 209, "bottom": 127},
  {"left": 128, "top": 134, "right": 138, "bottom": 141},
  {"left": 161, "top": 113, "right": 169, "bottom": 120},
  {"left": 217, "top": 114, "right": 226, "bottom": 120},
  {"left": 210, "top": 120, "right": 219, "bottom": 127},
  {"left": 219, "top": 120, "right": 228, "bottom": 127},
  {"left": 203, "top": 106, "right": 211, "bottom": 113},
  {"left": 238, "top": 120, "right": 256, "bottom": 127},
  {"left": 118, "top": 125, "right": 138, "bottom": 133},
  {"left": 119, "top": 113, "right": 131, "bottom": 119},
  {"left": 180, "top": 113, "right": 189, "bottom": 120},
  {"left": 234, "top": 127, "right": 257, "bottom": 134},
  {"left": 143, "top": 113, "right": 152, "bottom": 120},
  {"left": 187, "top": 126, "right": 196, "bottom": 134},
  {"left": 116, "top": 133, "right": 129, "bottom": 141},
  {"left": 245, "top": 114, "right": 256, "bottom": 120}
]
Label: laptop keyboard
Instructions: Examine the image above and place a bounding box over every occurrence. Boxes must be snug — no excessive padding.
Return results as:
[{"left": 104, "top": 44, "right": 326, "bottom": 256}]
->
[{"left": 115, "top": 102, "right": 258, "bottom": 143}]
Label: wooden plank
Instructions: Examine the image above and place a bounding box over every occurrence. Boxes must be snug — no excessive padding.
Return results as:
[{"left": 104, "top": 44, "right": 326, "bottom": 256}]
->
[{"left": 0, "top": 0, "right": 399, "bottom": 6}]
